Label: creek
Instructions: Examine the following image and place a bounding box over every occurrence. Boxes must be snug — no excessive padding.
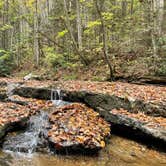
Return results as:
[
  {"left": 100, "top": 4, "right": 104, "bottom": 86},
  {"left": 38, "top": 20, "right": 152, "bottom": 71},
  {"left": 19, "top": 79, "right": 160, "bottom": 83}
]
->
[{"left": 0, "top": 88, "right": 165, "bottom": 166}]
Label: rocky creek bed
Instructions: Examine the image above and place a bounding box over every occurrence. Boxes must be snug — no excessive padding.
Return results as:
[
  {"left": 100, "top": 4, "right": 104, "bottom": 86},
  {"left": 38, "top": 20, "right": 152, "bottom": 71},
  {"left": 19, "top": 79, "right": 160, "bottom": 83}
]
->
[
  {"left": 0, "top": 82, "right": 111, "bottom": 153},
  {"left": 0, "top": 99, "right": 111, "bottom": 153},
  {"left": 0, "top": 78, "right": 165, "bottom": 152}
]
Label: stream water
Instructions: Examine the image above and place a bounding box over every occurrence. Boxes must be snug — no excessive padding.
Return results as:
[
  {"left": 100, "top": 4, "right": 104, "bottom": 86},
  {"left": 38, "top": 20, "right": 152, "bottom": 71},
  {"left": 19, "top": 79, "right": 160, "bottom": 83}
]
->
[
  {"left": 2, "top": 111, "right": 49, "bottom": 154},
  {"left": 51, "top": 89, "right": 69, "bottom": 106},
  {"left": 0, "top": 135, "right": 166, "bottom": 166},
  {"left": 0, "top": 89, "right": 166, "bottom": 166}
]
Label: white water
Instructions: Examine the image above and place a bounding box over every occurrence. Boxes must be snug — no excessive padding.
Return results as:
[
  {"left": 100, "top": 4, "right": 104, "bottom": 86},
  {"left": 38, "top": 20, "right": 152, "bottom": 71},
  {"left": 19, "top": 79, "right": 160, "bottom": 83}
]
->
[
  {"left": 2, "top": 88, "right": 70, "bottom": 154},
  {"left": 51, "top": 89, "right": 69, "bottom": 106},
  {"left": 3, "top": 111, "right": 49, "bottom": 154}
]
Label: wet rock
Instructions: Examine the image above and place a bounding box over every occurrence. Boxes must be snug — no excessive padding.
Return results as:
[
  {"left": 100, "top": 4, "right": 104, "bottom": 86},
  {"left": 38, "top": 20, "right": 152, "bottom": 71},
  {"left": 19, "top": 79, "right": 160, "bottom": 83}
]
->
[
  {"left": 14, "top": 86, "right": 51, "bottom": 100},
  {"left": 48, "top": 103, "right": 110, "bottom": 153},
  {"left": 107, "top": 108, "right": 166, "bottom": 150},
  {"left": 62, "top": 91, "right": 166, "bottom": 118},
  {"left": 0, "top": 117, "right": 29, "bottom": 144},
  {"left": 0, "top": 102, "right": 31, "bottom": 141}
]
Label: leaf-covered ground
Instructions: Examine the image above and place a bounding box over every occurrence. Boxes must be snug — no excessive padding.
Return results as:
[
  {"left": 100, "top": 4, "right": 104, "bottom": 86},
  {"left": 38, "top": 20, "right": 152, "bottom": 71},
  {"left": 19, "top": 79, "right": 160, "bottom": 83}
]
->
[
  {"left": 0, "top": 77, "right": 165, "bottom": 105},
  {"left": 0, "top": 102, "right": 30, "bottom": 126}
]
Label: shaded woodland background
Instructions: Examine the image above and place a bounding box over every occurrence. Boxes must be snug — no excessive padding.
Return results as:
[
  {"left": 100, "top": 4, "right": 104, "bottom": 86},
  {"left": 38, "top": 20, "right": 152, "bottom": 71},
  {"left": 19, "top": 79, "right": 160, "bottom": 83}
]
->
[{"left": 0, "top": 0, "right": 166, "bottom": 81}]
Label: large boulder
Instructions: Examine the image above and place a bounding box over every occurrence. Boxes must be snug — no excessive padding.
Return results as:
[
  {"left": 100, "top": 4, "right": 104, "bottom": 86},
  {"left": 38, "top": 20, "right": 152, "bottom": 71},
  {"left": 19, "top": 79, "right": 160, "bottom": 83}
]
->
[{"left": 48, "top": 103, "right": 110, "bottom": 153}]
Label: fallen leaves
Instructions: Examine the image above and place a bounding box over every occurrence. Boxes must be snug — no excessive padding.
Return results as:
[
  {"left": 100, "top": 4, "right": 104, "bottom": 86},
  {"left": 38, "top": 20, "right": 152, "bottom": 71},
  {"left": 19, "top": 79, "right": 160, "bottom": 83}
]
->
[
  {"left": 0, "top": 97, "right": 53, "bottom": 128},
  {"left": 0, "top": 102, "right": 30, "bottom": 126},
  {"left": 1, "top": 77, "right": 165, "bottom": 105},
  {"left": 48, "top": 103, "right": 110, "bottom": 151},
  {"left": 111, "top": 108, "right": 166, "bottom": 129}
]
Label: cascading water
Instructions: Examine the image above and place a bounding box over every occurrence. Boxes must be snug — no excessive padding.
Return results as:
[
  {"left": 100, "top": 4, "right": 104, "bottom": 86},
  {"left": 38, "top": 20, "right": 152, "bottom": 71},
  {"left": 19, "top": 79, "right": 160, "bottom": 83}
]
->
[
  {"left": 51, "top": 89, "right": 69, "bottom": 106},
  {"left": 3, "top": 111, "right": 49, "bottom": 154},
  {"left": 2, "top": 88, "right": 70, "bottom": 154}
]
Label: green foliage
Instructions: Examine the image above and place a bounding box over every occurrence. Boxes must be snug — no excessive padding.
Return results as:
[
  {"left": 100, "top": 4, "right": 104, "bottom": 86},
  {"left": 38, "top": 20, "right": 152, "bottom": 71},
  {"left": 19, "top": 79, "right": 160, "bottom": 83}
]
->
[
  {"left": 87, "top": 21, "right": 101, "bottom": 28},
  {"left": 62, "top": 74, "right": 78, "bottom": 81},
  {"left": 57, "top": 29, "right": 68, "bottom": 38},
  {"left": 102, "top": 12, "right": 113, "bottom": 21},
  {"left": 0, "top": 50, "right": 14, "bottom": 76},
  {"left": 43, "top": 46, "right": 81, "bottom": 73},
  {"left": 0, "top": 24, "right": 13, "bottom": 31},
  {"left": 44, "top": 47, "right": 65, "bottom": 69},
  {"left": 84, "top": 21, "right": 101, "bottom": 34},
  {"left": 155, "top": 59, "right": 166, "bottom": 76}
]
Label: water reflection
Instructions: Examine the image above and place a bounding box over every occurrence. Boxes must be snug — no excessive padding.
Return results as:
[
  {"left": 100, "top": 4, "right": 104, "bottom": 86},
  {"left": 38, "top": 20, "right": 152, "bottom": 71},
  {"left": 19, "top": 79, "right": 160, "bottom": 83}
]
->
[{"left": 0, "top": 135, "right": 166, "bottom": 166}]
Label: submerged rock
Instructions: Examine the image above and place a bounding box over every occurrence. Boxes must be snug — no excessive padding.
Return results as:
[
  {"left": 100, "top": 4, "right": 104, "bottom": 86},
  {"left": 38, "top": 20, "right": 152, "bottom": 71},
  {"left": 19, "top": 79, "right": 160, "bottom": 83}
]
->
[{"left": 48, "top": 103, "right": 110, "bottom": 152}]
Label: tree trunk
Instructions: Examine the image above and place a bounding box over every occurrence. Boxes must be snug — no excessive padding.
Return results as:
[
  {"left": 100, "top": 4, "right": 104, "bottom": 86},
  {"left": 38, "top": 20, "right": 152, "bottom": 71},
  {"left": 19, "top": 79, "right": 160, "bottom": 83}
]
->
[
  {"left": 63, "top": 0, "right": 88, "bottom": 65},
  {"left": 34, "top": 0, "right": 40, "bottom": 66},
  {"left": 76, "top": 0, "right": 82, "bottom": 50},
  {"left": 130, "top": 0, "right": 134, "bottom": 15},
  {"left": 2, "top": 0, "right": 9, "bottom": 50},
  {"left": 122, "top": 0, "right": 127, "bottom": 17},
  {"left": 162, "top": 0, "right": 166, "bottom": 32},
  {"left": 94, "top": 0, "right": 114, "bottom": 81}
]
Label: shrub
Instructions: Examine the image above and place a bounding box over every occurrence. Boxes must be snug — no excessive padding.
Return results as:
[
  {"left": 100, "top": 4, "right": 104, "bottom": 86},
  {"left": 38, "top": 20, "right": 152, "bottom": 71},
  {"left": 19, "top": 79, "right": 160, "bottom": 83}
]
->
[
  {"left": 43, "top": 47, "right": 79, "bottom": 70},
  {"left": 43, "top": 47, "right": 66, "bottom": 69},
  {"left": 0, "top": 49, "right": 14, "bottom": 76},
  {"left": 155, "top": 59, "right": 166, "bottom": 76}
]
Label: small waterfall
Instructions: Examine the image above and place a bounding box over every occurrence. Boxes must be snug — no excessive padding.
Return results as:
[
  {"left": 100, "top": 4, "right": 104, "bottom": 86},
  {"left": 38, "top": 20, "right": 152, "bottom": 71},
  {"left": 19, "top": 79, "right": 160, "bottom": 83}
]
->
[
  {"left": 2, "top": 88, "right": 70, "bottom": 154},
  {"left": 51, "top": 89, "right": 69, "bottom": 106},
  {"left": 51, "top": 89, "right": 62, "bottom": 101},
  {"left": 3, "top": 111, "right": 49, "bottom": 154}
]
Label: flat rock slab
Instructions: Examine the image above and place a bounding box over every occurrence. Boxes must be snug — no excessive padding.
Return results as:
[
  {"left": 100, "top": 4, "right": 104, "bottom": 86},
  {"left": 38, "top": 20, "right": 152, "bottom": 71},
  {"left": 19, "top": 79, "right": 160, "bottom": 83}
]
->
[
  {"left": 108, "top": 108, "right": 166, "bottom": 145},
  {"left": 0, "top": 102, "right": 30, "bottom": 140},
  {"left": 1, "top": 78, "right": 166, "bottom": 117},
  {"left": 48, "top": 103, "right": 110, "bottom": 152}
]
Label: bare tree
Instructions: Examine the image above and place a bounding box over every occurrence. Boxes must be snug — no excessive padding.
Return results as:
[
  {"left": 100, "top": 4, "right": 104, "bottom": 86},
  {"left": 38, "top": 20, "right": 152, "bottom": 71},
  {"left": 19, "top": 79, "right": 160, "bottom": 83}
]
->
[
  {"left": 76, "top": 0, "right": 82, "bottom": 50},
  {"left": 94, "top": 0, "right": 114, "bottom": 80},
  {"left": 63, "top": 0, "right": 88, "bottom": 65},
  {"left": 34, "top": 0, "right": 40, "bottom": 66}
]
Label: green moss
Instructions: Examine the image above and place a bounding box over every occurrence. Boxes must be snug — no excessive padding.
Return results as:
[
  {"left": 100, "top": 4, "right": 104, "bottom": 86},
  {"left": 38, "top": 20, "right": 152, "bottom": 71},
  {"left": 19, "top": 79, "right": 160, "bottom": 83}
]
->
[{"left": 62, "top": 74, "right": 78, "bottom": 81}]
